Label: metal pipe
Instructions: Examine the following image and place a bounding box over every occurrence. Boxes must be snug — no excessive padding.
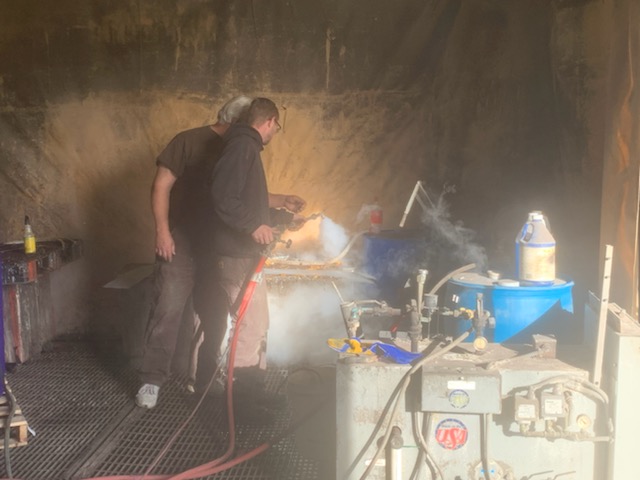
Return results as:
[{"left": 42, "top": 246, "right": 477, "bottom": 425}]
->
[
  {"left": 429, "top": 263, "right": 476, "bottom": 295},
  {"left": 273, "top": 230, "right": 368, "bottom": 267},
  {"left": 416, "top": 269, "right": 428, "bottom": 318},
  {"left": 386, "top": 426, "right": 403, "bottom": 480},
  {"left": 399, "top": 181, "right": 422, "bottom": 228},
  {"left": 409, "top": 277, "right": 425, "bottom": 351},
  {"left": 409, "top": 303, "right": 421, "bottom": 353},
  {"left": 399, "top": 181, "right": 436, "bottom": 227},
  {"left": 480, "top": 414, "right": 491, "bottom": 480},
  {"left": 592, "top": 245, "right": 613, "bottom": 386}
]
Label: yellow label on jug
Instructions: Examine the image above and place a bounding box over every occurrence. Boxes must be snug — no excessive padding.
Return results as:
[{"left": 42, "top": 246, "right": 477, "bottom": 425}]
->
[
  {"left": 24, "top": 235, "right": 36, "bottom": 254},
  {"left": 520, "top": 245, "right": 555, "bottom": 282}
]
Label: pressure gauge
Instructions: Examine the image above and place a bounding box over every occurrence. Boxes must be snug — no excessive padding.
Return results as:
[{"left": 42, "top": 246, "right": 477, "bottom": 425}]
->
[{"left": 473, "top": 336, "right": 488, "bottom": 352}]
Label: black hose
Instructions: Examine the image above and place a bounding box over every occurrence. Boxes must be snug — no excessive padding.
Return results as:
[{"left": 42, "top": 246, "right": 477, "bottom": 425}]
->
[
  {"left": 407, "top": 446, "right": 424, "bottom": 480},
  {"left": 343, "top": 365, "right": 411, "bottom": 479},
  {"left": 411, "top": 411, "right": 443, "bottom": 479},
  {"left": 409, "top": 412, "right": 425, "bottom": 480},
  {"left": 423, "top": 412, "right": 443, "bottom": 479},
  {"left": 4, "top": 377, "right": 16, "bottom": 479},
  {"left": 355, "top": 328, "right": 472, "bottom": 480}
]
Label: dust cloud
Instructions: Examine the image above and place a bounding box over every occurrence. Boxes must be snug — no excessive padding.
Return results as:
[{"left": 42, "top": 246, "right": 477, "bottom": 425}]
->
[
  {"left": 281, "top": 215, "right": 351, "bottom": 263},
  {"left": 267, "top": 283, "right": 346, "bottom": 366},
  {"left": 266, "top": 215, "right": 366, "bottom": 366}
]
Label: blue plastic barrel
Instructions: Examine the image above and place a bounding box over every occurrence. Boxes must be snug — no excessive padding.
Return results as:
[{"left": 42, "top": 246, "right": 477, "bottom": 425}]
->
[
  {"left": 443, "top": 272, "right": 574, "bottom": 343},
  {"left": 361, "top": 230, "right": 425, "bottom": 305}
]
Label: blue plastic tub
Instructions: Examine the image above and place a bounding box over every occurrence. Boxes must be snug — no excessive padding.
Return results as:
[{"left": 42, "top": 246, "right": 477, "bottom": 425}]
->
[
  {"left": 361, "top": 230, "right": 425, "bottom": 305},
  {"left": 443, "top": 272, "right": 574, "bottom": 343}
]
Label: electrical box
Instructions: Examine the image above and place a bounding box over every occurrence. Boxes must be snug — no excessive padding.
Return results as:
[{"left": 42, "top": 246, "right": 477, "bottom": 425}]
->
[
  {"left": 514, "top": 395, "right": 539, "bottom": 423},
  {"left": 420, "top": 364, "right": 502, "bottom": 414},
  {"left": 541, "top": 392, "right": 566, "bottom": 419}
]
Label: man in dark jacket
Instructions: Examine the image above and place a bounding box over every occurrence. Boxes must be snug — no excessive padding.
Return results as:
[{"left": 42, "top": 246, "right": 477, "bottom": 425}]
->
[
  {"left": 197, "top": 97, "right": 305, "bottom": 421},
  {"left": 136, "top": 96, "right": 252, "bottom": 410}
]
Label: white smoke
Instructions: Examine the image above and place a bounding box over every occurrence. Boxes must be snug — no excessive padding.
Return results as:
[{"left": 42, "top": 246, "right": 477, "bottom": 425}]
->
[
  {"left": 292, "top": 216, "right": 351, "bottom": 263},
  {"left": 319, "top": 216, "right": 350, "bottom": 259},
  {"left": 265, "top": 216, "right": 383, "bottom": 366},
  {"left": 420, "top": 186, "right": 488, "bottom": 271},
  {"left": 264, "top": 189, "right": 489, "bottom": 366},
  {"left": 267, "top": 283, "right": 347, "bottom": 366}
]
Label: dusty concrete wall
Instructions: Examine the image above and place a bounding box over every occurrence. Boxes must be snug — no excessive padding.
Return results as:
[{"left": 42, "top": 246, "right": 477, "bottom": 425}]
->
[
  {"left": 599, "top": 0, "right": 640, "bottom": 314},
  {"left": 0, "top": 0, "right": 607, "bottom": 333}
]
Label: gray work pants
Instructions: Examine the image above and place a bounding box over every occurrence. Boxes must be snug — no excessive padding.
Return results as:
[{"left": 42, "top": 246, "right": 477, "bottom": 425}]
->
[{"left": 139, "top": 229, "right": 197, "bottom": 386}]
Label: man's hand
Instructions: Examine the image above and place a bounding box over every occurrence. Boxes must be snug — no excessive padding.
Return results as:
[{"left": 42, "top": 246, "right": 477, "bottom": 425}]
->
[
  {"left": 284, "top": 195, "right": 306, "bottom": 213},
  {"left": 156, "top": 230, "right": 176, "bottom": 261},
  {"left": 251, "top": 224, "right": 276, "bottom": 245},
  {"left": 151, "top": 166, "right": 177, "bottom": 262}
]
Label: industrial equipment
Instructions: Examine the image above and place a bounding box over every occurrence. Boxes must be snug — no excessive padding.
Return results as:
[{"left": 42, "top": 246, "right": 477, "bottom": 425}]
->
[
  {"left": 333, "top": 260, "right": 635, "bottom": 480},
  {"left": 266, "top": 208, "right": 636, "bottom": 479}
]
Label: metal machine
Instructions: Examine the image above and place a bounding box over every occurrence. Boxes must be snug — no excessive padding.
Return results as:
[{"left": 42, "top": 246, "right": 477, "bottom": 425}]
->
[
  {"left": 333, "top": 265, "right": 638, "bottom": 480},
  {"left": 266, "top": 203, "right": 638, "bottom": 479}
]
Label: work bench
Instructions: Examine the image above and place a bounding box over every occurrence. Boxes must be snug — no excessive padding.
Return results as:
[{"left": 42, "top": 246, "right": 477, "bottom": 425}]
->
[{"left": 0, "top": 239, "right": 82, "bottom": 363}]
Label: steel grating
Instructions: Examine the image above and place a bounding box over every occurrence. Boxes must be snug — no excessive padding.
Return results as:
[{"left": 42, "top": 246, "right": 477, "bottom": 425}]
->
[
  {"left": 3, "top": 340, "right": 323, "bottom": 480},
  {"left": 4, "top": 341, "right": 139, "bottom": 480}
]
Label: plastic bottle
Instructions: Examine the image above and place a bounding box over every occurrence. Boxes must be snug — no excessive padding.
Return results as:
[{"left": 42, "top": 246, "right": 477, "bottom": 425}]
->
[
  {"left": 24, "top": 215, "right": 36, "bottom": 255},
  {"left": 356, "top": 199, "right": 383, "bottom": 234},
  {"left": 369, "top": 199, "right": 383, "bottom": 234},
  {"left": 515, "top": 211, "right": 555, "bottom": 285}
]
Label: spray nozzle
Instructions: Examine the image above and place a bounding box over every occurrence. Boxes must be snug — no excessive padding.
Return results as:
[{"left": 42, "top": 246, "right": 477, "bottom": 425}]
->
[
  {"left": 305, "top": 212, "right": 324, "bottom": 221},
  {"left": 276, "top": 238, "right": 292, "bottom": 249},
  {"left": 287, "top": 212, "right": 324, "bottom": 232}
]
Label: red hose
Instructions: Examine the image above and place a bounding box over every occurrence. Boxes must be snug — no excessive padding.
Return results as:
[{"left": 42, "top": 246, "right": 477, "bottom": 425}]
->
[
  {"left": 83, "top": 254, "right": 270, "bottom": 480},
  {"left": 163, "top": 254, "right": 269, "bottom": 480}
]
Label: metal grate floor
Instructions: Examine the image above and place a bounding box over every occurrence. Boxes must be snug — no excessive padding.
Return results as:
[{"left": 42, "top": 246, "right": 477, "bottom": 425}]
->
[{"left": 4, "top": 339, "right": 323, "bottom": 480}]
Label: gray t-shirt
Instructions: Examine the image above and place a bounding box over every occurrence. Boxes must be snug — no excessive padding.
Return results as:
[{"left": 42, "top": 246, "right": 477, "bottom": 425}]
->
[{"left": 156, "top": 125, "right": 223, "bottom": 235}]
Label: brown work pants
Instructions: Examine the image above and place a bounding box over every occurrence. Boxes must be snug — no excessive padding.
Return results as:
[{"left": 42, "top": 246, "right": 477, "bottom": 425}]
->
[{"left": 195, "top": 254, "right": 269, "bottom": 392}]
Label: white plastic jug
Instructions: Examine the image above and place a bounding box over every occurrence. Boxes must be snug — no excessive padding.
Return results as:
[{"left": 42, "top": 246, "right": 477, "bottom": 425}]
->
[{"left": 515, "top": 211, "right": 555, "bottom": 285}]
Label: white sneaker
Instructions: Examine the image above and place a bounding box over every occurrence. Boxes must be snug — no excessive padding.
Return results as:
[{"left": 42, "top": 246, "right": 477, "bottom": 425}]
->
[{"left": 136, "top": 383, "right": 160, "bottom": 409}]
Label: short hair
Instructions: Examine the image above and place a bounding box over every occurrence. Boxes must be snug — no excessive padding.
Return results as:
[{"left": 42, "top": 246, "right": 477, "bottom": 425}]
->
[
  {"left": 247, "top": 98, "right": 279, "bottom": 127},
  {"left": 217, "top": 95, "right": 253, "bottom": 124}
]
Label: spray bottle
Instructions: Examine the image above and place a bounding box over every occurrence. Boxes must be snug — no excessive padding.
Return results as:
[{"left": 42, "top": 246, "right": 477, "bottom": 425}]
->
[
  {"left": 369, "top": 198, "right": 383, "bottom": 234},
  {"left": 356, "top": 199, "right": 383, "bottom": 234},
  {"left": 24, "top": 215, "right": 36, "bottom": 255}
]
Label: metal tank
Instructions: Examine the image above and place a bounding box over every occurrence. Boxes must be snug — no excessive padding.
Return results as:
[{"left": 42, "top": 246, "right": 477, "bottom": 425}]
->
[{"left": 335, "top": 343, "right": 603, "bottom": 480}]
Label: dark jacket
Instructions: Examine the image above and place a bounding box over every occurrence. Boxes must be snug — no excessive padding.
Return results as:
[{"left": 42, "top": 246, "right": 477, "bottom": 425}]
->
[{"left": 210, "top": 124, "right": 293, "bottom": 257}]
